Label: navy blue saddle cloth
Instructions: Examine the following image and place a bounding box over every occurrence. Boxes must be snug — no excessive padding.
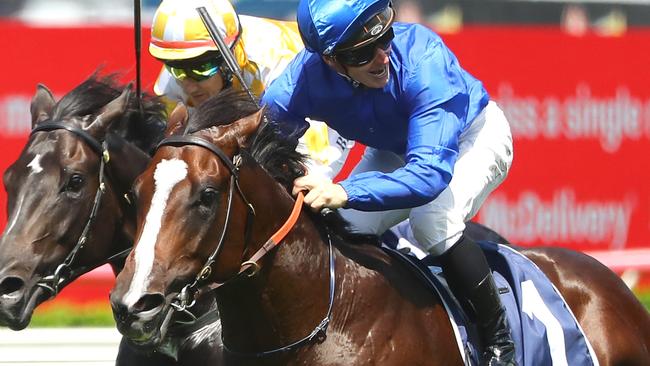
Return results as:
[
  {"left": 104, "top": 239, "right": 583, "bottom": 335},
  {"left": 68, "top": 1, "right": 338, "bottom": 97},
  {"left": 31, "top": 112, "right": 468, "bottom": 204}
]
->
[{"left": 380, "top": 239, "right": 598, "bottom": 366}]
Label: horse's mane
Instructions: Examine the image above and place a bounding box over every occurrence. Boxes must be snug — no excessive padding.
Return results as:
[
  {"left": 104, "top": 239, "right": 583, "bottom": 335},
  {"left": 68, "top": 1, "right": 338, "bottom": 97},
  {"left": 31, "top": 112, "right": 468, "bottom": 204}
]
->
[
  {"left": 185, "top": 89, "right": 379, "bottom": 245},
  {"left": 186, "top": 89, "right": 305, "bottom": 188},
  {"left": 52, "top": 73, "right": 166, "bottom": 154}
]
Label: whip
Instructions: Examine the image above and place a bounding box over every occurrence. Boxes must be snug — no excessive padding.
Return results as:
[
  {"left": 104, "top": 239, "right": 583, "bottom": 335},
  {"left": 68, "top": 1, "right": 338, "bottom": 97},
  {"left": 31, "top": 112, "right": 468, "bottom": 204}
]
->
[{"left": 196, "top": 6, "right": 258, "bottom": 106}]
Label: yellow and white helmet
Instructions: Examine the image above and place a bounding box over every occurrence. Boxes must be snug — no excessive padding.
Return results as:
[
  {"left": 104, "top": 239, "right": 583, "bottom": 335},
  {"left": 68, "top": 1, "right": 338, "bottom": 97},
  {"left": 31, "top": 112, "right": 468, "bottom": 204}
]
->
[{"left": 149, "top": 0, "right": 241, "bottom": 61}]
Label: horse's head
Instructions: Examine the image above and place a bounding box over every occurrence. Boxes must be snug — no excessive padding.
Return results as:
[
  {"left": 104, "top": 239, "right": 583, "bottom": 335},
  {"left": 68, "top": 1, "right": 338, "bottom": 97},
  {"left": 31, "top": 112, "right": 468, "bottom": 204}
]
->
[
  {"left": 0, "top": 76, "right": 165, "bottom": 330},
  {"left": 110, "top": 90, "right": 302, "bottom": 348}
]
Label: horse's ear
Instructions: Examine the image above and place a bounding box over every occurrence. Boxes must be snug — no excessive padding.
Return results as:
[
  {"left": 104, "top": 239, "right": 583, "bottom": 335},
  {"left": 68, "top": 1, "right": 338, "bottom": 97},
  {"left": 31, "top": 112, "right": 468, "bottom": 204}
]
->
[
  {"left": 232, "top": 108, "right": 264, "bottom": 147},
  {"left": 87, "top": 85, "right": 132, "bottom": 137},
  {"left": 165, "top": 102, "right": 189, "bottom": 137},
  {"left": 30, "top": 84, "right": 56, "bottom": 127}
]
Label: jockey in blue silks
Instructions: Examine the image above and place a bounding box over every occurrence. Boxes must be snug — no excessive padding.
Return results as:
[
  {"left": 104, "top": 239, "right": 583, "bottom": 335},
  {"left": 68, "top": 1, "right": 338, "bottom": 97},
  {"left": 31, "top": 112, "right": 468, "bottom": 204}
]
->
[{"left": 261, "top": 1, "right": 516, "bottom": 364}]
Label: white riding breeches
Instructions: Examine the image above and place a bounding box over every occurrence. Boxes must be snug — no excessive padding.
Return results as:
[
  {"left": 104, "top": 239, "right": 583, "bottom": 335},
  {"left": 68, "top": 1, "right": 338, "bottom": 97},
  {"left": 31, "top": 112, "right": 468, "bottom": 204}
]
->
[{"left": 339, "top": 101, "right": 513, "bottom": 256}]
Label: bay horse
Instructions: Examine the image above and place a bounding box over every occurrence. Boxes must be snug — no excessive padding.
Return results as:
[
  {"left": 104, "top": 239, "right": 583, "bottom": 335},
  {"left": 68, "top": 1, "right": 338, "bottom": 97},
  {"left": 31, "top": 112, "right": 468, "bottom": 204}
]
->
[
  {"left": 110, "top": 90, "right": 650, "bottom": 365},
  {"left": 0, "top": 75, "right": 184, "bottom": 364}
]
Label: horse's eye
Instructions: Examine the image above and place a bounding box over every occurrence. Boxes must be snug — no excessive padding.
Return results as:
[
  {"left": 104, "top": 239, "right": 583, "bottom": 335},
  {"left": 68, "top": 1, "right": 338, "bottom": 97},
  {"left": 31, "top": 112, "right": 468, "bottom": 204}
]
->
[
  {"left": 64, "top": 174, "right": 85, "bottom": 192},
  {"left": 199, "top": 188, "right": 219, "bottom": 207}
]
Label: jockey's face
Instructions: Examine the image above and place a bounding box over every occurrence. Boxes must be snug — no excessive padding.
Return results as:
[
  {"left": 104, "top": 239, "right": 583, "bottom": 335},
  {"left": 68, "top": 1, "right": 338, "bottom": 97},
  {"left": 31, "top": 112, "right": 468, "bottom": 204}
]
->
[
  {"left": 176, "top": 72, "right": 225, "bottom": 107},
  {"left": 325, "top": 46, "right": 391, "bottom": 89},
  {"left": 165, "top": 53, "right": 226, "bottom": 107},
  {"left": 346, "top": 46, "right": 391, "bottom": 88}
]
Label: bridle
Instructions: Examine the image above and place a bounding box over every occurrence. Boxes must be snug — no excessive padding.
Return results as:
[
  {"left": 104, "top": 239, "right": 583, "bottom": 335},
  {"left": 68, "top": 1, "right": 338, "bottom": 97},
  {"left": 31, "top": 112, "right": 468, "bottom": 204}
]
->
[
  {"left": 157, "top": 135, "right": 255, "bottom": 311},
  {"left": 156, "top": 134, "right": 336, "bottom": 357},
  {"left": 30, "top": 122, "right": 132, "bottom": 296}
]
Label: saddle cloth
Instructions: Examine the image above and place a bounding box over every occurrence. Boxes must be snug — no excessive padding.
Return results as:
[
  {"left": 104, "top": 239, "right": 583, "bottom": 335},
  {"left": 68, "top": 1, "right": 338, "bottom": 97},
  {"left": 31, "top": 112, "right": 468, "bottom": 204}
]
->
[{"left": 381, "top": 241, "right": 599, "bottom": 366}]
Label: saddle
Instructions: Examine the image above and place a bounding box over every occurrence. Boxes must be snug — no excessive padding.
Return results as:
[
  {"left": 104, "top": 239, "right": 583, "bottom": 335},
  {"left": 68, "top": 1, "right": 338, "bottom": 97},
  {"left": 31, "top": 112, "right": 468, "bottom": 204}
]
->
[{"left": 380, "top": 237, "right": 598, "bottom": 366}]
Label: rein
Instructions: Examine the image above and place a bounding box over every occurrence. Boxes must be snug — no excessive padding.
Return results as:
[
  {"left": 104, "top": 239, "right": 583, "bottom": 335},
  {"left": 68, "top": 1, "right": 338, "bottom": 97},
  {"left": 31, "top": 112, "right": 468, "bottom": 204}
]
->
[
  {"left": 156, "top": 135, "right": 337, "bottom": 356},
  {"left": 30, "top": 122, "right": 131, "bottom": 296}
]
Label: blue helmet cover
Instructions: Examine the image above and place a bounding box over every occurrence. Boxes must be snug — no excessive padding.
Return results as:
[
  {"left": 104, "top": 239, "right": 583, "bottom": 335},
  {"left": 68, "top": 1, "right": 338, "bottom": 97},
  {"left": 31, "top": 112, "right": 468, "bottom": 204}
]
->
[{"left": 297, "top": 0, "right": 391, "bottom": 55}]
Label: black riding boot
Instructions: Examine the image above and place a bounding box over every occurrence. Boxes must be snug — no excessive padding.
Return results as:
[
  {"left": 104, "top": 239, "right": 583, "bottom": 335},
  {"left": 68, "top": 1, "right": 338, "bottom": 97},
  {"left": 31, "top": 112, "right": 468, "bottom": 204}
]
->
[{"left": 438, "top": 235, "right": 516, "bottom": 366}]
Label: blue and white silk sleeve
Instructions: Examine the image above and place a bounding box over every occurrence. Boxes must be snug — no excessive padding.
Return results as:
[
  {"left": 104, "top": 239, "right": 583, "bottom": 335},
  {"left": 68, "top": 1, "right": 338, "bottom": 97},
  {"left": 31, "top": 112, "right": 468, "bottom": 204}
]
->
[
  {"left": 339, "top": 42, "right": 470, "bottom": 211},
  {"left": 339, "top": 102, "right": 463, "bottom": 211}
]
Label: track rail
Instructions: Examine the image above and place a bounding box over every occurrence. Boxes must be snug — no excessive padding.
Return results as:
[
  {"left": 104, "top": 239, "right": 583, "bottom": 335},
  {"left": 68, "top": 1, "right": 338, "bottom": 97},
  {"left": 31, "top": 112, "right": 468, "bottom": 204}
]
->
[{"left": 0, "top": 327, "right": 120, "bottom": 365}]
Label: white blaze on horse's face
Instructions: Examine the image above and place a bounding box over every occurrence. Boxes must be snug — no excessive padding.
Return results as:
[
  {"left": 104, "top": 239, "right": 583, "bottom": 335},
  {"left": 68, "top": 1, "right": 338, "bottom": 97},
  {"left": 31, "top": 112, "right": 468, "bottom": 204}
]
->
[
  {"left": 123, "top": 158, "right": 188, "bottom": 308},
  {"left": 5, "top": 154, "right": 45, "bottom": 235},
  {"left": 27, "top": 154, "right": 43, "bottom": 174}
]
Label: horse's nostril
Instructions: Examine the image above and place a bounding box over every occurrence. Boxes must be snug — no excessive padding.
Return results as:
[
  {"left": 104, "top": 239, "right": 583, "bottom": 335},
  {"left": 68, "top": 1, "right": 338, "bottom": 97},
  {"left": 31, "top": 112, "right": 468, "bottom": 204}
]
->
[
  {"left": 0, "top": 277, "right": 25, "bottom": 296},
  {"left": 133, "top": 293, "right": 165, "bottom": 314},
  {"left": 111, "top": 301, "right": 129, "bottom": 323}
]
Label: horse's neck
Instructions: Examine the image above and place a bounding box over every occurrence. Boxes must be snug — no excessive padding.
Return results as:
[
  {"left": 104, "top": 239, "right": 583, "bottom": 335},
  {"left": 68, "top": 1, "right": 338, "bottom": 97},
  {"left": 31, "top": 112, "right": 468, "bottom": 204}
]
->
[
  {"left": 217, "top": 216, "right": 429, "bottom": 357},
  {"left": 218, "top": 221, "right": 333, "bottom": 353},
  {"left": 215, "top": 164, "right": 439, "bottom": 356},
  {"left": 105, "top": 134, "right": 152, "bottom": 266},
  {"left": 106, "top": 132, "right": 152, "bottom": 194},
  {"left": 216, "top": 168, "right": 334, "bottom": 353}
]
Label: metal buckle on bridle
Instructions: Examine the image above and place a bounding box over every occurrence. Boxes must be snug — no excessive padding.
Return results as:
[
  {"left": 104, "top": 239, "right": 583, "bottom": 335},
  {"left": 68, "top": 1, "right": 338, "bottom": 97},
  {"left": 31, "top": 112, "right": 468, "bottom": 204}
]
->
[
  {"left": 102, "top": 149, "right": 110, "bottom": 164},
  {"left": 308, "top": 316, "right": 331, "bottom": 343},
  {"left": 171, "top": 284, "right": 197, "bottom": 315},
  {"left": 241, "top": 260, "right": 261, "bottom": 277},
  {"left": 198, "top": 264, "right": 213, "bottom": 281},
  {"left": 170, "top": 286, "right": 198, "bottom": 327},
  {"left": 36, "top": 263, "right": 71, "bottom": 296},
  {"left": 233, "top": 154, "right": 243, "bottom": 168}
]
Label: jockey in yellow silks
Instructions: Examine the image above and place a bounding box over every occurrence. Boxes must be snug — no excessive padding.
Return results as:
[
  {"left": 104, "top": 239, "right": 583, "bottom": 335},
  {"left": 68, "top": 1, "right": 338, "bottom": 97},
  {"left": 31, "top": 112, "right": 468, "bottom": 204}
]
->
[{"left": 149, "top": 0, "right": 353, "bottom": 178}]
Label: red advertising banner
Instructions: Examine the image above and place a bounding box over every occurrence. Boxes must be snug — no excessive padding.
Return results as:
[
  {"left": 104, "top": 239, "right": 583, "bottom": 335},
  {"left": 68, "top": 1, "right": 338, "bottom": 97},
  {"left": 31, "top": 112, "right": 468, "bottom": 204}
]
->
[
  {"left": 1, "top": 22, "right": 649, "bottom": 254},
  {"left": 443, "top": 27, "right": 650, "bottom": 252}
]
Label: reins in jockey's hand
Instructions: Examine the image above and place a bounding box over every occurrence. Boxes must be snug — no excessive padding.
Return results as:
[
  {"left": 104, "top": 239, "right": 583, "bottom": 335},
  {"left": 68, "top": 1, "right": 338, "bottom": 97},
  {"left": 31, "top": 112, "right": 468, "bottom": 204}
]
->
[{"left": 30, "top": 123, "right": 132, "bottom": 296}]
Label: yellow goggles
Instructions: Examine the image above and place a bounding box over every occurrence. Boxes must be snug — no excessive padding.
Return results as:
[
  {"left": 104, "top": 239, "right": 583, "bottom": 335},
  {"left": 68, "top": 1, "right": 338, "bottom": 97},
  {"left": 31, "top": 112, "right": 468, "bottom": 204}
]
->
[{"left": 165, "top": 58, "right": 222, "bottom": 82}]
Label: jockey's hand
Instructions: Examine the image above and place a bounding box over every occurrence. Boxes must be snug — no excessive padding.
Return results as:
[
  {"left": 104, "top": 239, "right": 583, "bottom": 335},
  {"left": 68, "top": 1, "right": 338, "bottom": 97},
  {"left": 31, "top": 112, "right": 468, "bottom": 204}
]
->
[{"left": 292, "top": 174, "right": 348, "bottom": 211}]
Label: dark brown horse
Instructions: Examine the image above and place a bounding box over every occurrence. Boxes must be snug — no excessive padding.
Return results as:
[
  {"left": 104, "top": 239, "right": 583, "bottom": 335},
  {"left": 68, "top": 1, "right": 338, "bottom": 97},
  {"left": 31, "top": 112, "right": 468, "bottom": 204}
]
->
[
  {"left": 110, "top": 90, "right": 650, "bottom": 365},
  {"left": 0, "top": 75, "right": 181, "bottom": 364},
  {"left": 0, "top": 75, "right": 165, "bottom": 329}
]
